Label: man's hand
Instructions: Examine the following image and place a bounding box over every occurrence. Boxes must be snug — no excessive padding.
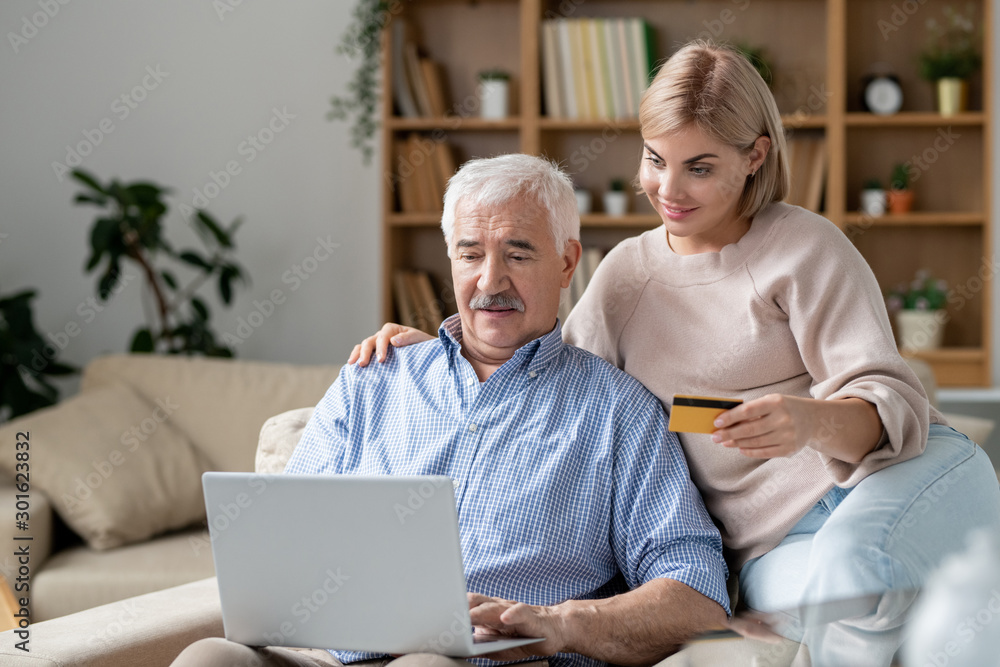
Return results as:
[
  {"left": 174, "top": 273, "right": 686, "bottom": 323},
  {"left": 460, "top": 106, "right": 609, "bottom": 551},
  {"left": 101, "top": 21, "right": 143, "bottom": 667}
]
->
[
  {"left": 347, "top": 323, "right": 433, "bottom": 366},
  {"left": 468, "top": 579, "right": 726, "bottom": 666},
  {"left": 467, "top": 593, "right": 569, "bottom": 661}
]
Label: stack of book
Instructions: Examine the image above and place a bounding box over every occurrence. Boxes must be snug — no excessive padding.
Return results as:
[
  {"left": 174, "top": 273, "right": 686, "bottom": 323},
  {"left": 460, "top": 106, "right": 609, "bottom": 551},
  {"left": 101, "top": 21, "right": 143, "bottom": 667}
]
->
[
  {"left": 559, "top": 247, "right": 606, "bottom": 322},
  {"left": 784, "top": 135, "right": 827, "bottom": 213},
  {"left": 395, "top": 134, "right": 457, "bottom": 213},
  {"left": 540, "top": 18, "right": 656, "bottom": 120},
  {"left": 392, "top": 18, "right": 449, "bottom": 118},
  {"left": 394, "top": 269, "right": 444, "bottom": 335}
]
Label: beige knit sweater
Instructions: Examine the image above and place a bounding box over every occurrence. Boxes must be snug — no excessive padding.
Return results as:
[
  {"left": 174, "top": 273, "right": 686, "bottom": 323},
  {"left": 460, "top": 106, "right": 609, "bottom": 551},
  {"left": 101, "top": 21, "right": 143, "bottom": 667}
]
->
[{"left": 563, "top": 201, "right": 943, "bottom": 569}]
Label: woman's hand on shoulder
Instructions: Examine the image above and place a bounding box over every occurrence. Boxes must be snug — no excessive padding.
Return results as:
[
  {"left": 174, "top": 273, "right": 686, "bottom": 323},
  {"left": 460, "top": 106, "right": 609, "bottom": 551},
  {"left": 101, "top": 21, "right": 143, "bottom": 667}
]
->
[{"left": 348, "top": 323, "right": 434, "bottom": 366}]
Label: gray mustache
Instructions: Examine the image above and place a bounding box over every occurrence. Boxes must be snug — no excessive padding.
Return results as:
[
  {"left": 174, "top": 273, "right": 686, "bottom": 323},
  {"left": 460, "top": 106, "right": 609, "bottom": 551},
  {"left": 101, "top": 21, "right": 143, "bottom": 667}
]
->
[{"left": 469, "top": 293, "right": 525, "bottom": 312}]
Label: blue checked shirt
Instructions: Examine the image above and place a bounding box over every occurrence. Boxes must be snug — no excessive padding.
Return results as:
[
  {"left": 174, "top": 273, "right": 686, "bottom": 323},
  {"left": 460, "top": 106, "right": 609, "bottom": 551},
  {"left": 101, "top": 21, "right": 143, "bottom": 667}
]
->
[{"left": 285, "top": 315, "right": 729, "bottom": 667}]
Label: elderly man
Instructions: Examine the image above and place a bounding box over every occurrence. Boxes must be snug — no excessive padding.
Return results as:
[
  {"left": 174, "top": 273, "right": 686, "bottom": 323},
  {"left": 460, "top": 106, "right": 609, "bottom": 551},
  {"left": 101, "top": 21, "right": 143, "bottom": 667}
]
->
[{"left": 173, "top": 154, "right": 728, "bottom": 667}]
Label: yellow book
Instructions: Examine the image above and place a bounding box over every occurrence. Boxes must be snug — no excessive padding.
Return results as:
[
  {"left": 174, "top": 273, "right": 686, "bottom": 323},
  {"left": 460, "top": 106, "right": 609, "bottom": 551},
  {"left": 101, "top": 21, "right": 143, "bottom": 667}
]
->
[{"left": 577, "top": 19, "right": 599, "bottom": 118}]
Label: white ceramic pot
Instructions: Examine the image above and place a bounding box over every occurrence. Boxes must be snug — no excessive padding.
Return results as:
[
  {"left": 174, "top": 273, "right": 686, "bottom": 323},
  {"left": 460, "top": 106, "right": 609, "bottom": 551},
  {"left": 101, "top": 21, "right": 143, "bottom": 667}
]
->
[
  {"left": 574, "top": 188, "right": 591, "bottom": 214},
  {"left": 479, "top": 79, "right": 509, "bottom": 120},
  {"left": 603, "top": 191, "right": 628, "bottom": 216},
  {"left": 896, "top": 309, "right": 945, "bottom": 351},
  {"left": 860, "top": 189, "right": 886, "bottom": 217}
]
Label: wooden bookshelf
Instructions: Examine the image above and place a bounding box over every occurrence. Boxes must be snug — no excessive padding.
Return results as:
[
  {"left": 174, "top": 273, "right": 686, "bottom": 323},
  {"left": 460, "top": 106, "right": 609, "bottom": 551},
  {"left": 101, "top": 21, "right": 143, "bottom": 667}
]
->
[{"left": 379, "top": 0, "right": 993, "bottom": 386}]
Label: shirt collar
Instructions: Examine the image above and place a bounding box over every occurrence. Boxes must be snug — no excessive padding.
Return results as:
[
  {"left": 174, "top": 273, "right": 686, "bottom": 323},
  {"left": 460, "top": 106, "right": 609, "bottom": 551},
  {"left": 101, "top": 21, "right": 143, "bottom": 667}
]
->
[{"left": 438, "top": 313, "right": 564, "bottom": 374}]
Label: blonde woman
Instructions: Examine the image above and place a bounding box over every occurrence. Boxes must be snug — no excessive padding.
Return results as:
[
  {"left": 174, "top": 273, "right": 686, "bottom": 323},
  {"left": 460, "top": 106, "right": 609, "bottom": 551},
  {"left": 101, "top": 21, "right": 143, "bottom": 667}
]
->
[{"left": 350, "top": 42, "right": 1000, "bottom": 664}]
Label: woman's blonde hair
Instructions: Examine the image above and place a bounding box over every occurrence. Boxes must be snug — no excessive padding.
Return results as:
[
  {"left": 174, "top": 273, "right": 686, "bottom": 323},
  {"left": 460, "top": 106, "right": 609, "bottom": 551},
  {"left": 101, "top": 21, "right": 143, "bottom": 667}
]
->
[{"left": 639, "top": 41, "right": 789, "bottom": 220}]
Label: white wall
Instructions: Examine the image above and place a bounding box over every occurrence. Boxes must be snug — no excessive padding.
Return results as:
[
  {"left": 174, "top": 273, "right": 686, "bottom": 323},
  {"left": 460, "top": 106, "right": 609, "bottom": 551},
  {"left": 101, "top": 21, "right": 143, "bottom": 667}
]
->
[
  {"left": 0, "top": 0, "right": 379, "bottom": 387},
  {"left": 1, "top": 1, "right": 999, "bottom": 395}
]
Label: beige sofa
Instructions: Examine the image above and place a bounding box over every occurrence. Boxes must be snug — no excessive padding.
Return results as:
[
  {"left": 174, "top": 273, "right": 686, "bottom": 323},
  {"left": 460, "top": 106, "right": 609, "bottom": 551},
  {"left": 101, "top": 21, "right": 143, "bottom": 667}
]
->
[
  {"left": 0, "top": 354, "right": 340, "bottom": 622},
  {"left": 0, "top": 355, "right": 992, "bottom": 666}
]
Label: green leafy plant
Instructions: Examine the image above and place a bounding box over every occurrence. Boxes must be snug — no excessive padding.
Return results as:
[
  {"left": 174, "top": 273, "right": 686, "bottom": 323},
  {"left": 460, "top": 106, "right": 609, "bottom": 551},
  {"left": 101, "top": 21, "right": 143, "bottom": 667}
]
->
[
  {"left": 863, "top": 178, "right": 883, "bottom": 190},
  {"left": 733, "top": 42, "right": 773, "bottom": 88},
  {"left": 71, "top": 169, "right": 248, "bottom": 357},
  {"left": 0, "top": 287, "right": 76, "bottom": 422},
  {"left": 919, "top": 3, "right": 981, "bottom": 80},
  {"left": 477, "top": 69, "right": 511, "bottom": 82},
  {"left": 608, "top": 178, "right": 626, "bottom": 192},
  {"left": 889, "top": 163, "right": 910, "bottom": 191},
  {"left": 327, "top": 0, "right": 395, "bottom": 165},
  {"left": 886, "top": 270, "right": 948, "bottom": 311}
]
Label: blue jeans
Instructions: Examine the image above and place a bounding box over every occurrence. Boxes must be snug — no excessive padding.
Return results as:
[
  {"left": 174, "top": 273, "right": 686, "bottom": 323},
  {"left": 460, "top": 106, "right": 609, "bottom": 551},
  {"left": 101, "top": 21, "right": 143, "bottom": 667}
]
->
[{"left": 738, "top": 424, "right": 1000, "bottom": 666}]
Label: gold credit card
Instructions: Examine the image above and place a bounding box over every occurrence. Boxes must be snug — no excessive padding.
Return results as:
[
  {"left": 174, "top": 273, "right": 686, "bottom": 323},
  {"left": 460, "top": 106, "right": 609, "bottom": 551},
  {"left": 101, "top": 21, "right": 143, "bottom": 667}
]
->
[{"left": 668, "top": 395, "right": 743, "bottom": 434}]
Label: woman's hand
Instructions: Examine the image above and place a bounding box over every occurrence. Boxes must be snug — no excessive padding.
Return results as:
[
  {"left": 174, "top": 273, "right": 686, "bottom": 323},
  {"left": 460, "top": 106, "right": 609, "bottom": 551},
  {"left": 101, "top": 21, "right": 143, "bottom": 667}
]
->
[
  {"left": 710, "top": 394, "right": 813, "bottom": 458},
  {"left": 347, "top": 323, "right": 433, "bottom": 366},
  {"left": 710, "top": 394, "right": 882, "bottom": 462}
]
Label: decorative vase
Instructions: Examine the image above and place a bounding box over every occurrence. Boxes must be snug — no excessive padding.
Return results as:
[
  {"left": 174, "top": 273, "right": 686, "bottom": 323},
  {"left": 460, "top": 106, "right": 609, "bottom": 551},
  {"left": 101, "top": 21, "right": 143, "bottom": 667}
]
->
[
  {"left": 602, "top": 191, "right": 628, "bottom": 216},
  {"left": 886, "top": 189, "right": 914, "bottom": 215},
  {"left": 896, "top": 309, "right": 945, "bottom": 351},
  {"left": 936, "top": 77, "right": 968, "bottom": 117},
  {"left": 860, "top": 188, "right": 886, "bottom": 217},
  {"left": 479, "top": 79, "right": 509, "bottom": 120},
  {"left": 574, "top": 188, "right": 591, "bottom": 215}
]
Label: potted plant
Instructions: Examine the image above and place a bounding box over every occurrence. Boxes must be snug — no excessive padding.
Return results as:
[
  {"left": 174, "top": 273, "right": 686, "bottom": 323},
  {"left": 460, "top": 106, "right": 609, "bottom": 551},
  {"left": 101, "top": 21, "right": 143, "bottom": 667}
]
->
[
  {"left": 478, "top": 69, "right": 511, "bottom": 120},
  {"left": 887, "top": 163, "right": 914, "bottom": 214},
  {"left": 602, "top": 179, "right": 629, "bottom": 216},
  {"left": 860, "top": 178, "right": 886, "bottom": 217},
  {"left": 919, "top": 3, "right": 981, "bottom": 116},
  {"left": 886, "top": 270, "right": 948, "bottom": 351},
  {"left": 71, "top": 169, "right": 249, "bottom": 357},
  {"left": 0, "top": 287, "right": 76, "bottom": 422}
]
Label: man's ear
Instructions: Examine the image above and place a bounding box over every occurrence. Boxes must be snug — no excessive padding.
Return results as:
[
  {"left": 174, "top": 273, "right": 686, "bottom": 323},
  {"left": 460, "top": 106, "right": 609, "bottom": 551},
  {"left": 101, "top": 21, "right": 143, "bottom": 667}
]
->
[{"left": 561, "top": 239, "right": 583, "bottom": 289}]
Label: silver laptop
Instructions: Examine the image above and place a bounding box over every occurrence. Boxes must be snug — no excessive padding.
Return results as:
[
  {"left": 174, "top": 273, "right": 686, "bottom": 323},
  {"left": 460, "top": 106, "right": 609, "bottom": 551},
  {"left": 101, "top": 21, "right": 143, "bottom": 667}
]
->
[{"left": 202, "top": 472, "right": 543, "bottom": 656}]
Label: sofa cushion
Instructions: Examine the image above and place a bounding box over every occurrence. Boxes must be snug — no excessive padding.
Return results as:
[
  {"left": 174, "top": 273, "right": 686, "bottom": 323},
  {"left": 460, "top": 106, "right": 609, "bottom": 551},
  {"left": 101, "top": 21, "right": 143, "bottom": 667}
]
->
[
  {"left": 0, "top": 382, "right": 209, "bottom": 551},
  {"left": 30, "top": 527, "right": 216, "bottom": 622},
  {"left": 81, "top": 354, "right": 340, "bottom": 472},
  {"left": 256, "top": 407, "right": 315, "bottom": 473}
]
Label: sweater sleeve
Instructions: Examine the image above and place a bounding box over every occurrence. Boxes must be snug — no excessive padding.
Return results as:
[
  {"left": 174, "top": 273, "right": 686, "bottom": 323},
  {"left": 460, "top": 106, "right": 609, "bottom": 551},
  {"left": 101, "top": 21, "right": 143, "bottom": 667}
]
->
[
  {"left": 750, "top": 209, "right": 930, "bottom": 486},
  {"left": 563, "top": 237, "right": 645, "bottom": 369}
]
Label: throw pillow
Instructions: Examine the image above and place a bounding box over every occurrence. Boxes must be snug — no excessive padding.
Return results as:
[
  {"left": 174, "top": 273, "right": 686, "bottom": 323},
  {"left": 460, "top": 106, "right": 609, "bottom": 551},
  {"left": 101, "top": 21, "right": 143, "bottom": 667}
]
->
[
  {"left": 0, "top": 382, "right": 209, "bottom": 550},
  {"left": 255, "top": 407, "right": 314, "bottom": 473}
]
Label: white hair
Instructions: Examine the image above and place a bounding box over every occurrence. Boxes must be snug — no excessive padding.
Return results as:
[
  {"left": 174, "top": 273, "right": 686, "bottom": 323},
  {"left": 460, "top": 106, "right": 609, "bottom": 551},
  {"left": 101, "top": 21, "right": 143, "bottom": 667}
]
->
[{"left": 440, "top": 154, "right": 580, "bottom": 253}]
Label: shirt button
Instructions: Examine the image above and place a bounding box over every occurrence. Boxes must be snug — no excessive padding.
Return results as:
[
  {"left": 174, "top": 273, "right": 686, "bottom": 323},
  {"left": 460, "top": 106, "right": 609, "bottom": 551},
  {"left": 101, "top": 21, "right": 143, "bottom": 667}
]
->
[
  {"left": 452, "top": 479, "right": 460, "bottom": 489},
  {"left": 466, "top": 377, "right": 475, "bottom": 386},
  {"left": 468, "top": 423, "right": 477, "bottom": 432},
  {"left": 528, "top": 371, "right": 537, "bottom": 379}
]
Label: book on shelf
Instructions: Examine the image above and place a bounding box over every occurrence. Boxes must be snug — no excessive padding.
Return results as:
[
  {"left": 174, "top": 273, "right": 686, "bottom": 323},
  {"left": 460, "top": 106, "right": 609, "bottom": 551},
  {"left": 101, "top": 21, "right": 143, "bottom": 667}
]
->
[
  {"left": 391, "top": 19, "right": 420, "bottom": 118},
  {"left": 603, "top": 19, "right": 628, "bottom": 119},
  {"left": 405, "top": 41, "right": 434, "bottom": 117},
  {"left": 541, "top": 21, "right": 564, "bottom": 118},
  {"left": 785, "top": 135, "right": 827, "bottom": 213},
  {"left": 559, "top": 246, "right": 607, "bottom": 323},
  {"left": 569, "top": 20, "right": 592, "bottom": 118},
  {"left": 420, "top": 59, "right": 448, "bottom": 117},
  {"left": 626, "top": 18, "right": 656, "bottom": 117},
  {"left": 615, "top": 19, "right": 636, "bottom": 117},
  {"left": 555, "top": 20, "right": 577, "bottom": 119},
  {"left": 541, "top": 18, "right": 655, "bottom": 120},
  {"left": 395, "top": 134, "right": 456, "bottom": 213},
  {"left": 393, "top": 270, "right": 442, "bottom": 335},
  {"left": 391, "top": 18, "right": 449, "bottom": 119}
]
